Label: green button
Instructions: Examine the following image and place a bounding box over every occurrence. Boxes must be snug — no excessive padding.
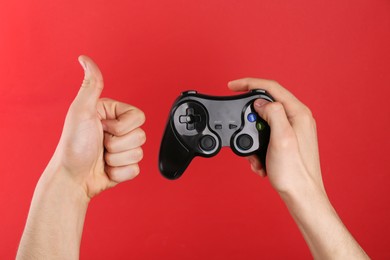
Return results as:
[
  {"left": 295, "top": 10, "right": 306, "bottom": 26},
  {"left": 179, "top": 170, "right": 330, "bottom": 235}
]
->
[{"left": 256, "top": 121, "right": 265, "bottom": 131}]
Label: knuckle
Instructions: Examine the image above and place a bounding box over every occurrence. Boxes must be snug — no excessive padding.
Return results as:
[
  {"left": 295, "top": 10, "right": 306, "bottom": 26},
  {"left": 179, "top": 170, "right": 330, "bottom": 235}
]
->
[
  {"left": 104, "top": 153, "right": 115, "bottom": 166},
  {"left": 268, "top": 79, "right": 280, "bottom": 87},
  {"left": 79, "top": 78, "right": 103, "bottom": 93},
  {"left": 132, "top": 147, "right": 144, "bottom": 161},
  {"left": 97, "top": 75, "right": 104, "bottom": 84},
  {"left": 107, "top": 167, "right": 118, "bottom": 179},
  {"left": 266, "top": 102, "right": 284, "bottom": 114},
  {"left": 99, "top": 97, "right": 113, "bottom": 102},
  {"left": 112, "top": 122, "right": 126, "bottom": 136},
  {"left": 82, "top": 76, "right": 104, "bottom": 89},
  {"left": 130, "top": 164, "right": 140, "bottom": 178},
  {"left": 108, "top": 167, "right": 122, "bottom": 183},
  {"left": 81, "top": 78, "right": 91, "bottom": 88},
  {"left": 244, "top": 77, "right": 256, "bottom": 84},
  {"left": 312, "top": 116, "right": 317, "bottom": 130},
  {"left": 137, "top": 129, "right": 147, "bottom": 144},
  {"left": 296, "top": 106, "right": 316, "bottom": 126},
  {"left": 240, "top": 77, "right": 259, "bottom": 90},
  {"left": 135, "top": 109, "right": 146, "bottom": 125},
  {"left": 276, "top": 131, "right": 297, "bottom": 150},
  {"left": 104, "top": 138, "right": 116, "bottom": 153},
  {"left": 301, "top": 105, "right": 313, "bottom": 118},
  {"left": 241, "top": 77, "right": 252, "bottom": 82},
  {"left": 90, "top": 75, "right": 104, "bottom": 86}
]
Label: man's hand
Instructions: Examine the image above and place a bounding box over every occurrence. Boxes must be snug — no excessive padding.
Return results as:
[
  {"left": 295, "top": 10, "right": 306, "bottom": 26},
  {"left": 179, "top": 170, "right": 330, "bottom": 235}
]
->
[
  {"left": 51, "top": 55, "right": 146, "bottom": 199},
  {"left": 228, "top": 78, "right": 323, "bottom": 194},
  {"left": 17, "top": 56, "right": 146, "bottom": 259},
  {"left": 228, "top": 78, "right": 369, "bottom": 259}
]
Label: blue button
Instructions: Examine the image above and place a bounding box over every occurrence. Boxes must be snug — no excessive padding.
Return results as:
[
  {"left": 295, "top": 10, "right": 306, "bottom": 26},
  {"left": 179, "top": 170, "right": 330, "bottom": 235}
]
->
[{"left": 247, "top": 113, "right": 257, "bottom": 122}]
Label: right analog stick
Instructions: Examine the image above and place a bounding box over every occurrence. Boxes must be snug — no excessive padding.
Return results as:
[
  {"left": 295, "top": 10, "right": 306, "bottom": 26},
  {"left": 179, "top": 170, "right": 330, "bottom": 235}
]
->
[{"left": 236, "top": 134, "right": 253, "bottom": 151}]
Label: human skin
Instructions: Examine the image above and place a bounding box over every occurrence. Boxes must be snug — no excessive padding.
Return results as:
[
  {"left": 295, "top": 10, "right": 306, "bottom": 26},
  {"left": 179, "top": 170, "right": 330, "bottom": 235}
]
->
[
  {"left": 16, "top": 56, "right": 368, "bottom": 259},
  {"left": 228, "top": 78, "right": 369, "bottom": 259},
  {"left": 16, "top": 55, "right": 146, "bottom": 259}
]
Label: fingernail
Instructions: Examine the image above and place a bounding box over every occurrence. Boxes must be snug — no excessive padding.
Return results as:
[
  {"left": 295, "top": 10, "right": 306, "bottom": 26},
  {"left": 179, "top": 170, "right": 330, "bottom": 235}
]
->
[
  {"left": 254, "top": 99, "right": 268, "bottom": 107},
  {"left": 78, "top": 56, "right": 91, "bottom": 76},
  {"left": 250, "top": 163, "right": 257, "bottom": 173},
  {"left": 79, "top": 59, "right": 87, "bottom": 71}
]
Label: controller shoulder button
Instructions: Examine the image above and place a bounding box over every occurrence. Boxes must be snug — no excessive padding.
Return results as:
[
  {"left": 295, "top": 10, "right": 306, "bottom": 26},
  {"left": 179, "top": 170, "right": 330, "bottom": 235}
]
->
[
  {"left": 181, "top": 90, "right": 197, "bottom": 95},
  {"left": 250, "top": 89, "right": 266, "bottom": 94}
]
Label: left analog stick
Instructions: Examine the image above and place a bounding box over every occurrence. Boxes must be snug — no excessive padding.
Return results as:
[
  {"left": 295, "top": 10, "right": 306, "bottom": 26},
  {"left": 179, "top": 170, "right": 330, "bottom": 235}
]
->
[{"left": 199, "top": 135, "right": 216, "bottom": 151}]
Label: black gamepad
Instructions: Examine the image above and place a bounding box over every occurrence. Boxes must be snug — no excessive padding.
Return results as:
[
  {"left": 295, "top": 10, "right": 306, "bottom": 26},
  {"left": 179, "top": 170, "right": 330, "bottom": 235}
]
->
[{"left": 159, "top": 89, "right": 274, "bottom": 180}]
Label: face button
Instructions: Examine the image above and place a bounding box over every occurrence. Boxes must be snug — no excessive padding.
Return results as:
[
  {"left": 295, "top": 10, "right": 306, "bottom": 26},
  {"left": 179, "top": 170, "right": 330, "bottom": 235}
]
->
[
  {"left": 237, "top": 134, "right": 253, "bottom": 151},
  {"left": 256, "top": 121, "right": 266, "bottom": 131},
  {"left": 247, "top": 113, "right": 257, "bottom": 122},
  {"left": 199, "top": 135, "right": 217, "bottom": 151}
]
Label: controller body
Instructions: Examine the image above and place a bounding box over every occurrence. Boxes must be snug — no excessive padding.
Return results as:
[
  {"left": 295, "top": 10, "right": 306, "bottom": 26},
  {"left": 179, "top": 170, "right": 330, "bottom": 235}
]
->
[{"left": 159, "top": 90, "right": 274, "bottom": 180}]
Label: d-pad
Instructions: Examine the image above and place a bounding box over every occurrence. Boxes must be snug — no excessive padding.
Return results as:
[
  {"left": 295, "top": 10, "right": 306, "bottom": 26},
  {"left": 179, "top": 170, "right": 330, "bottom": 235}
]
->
[{"left": 179, "top": 108, "right": 201, "bottom": 130}]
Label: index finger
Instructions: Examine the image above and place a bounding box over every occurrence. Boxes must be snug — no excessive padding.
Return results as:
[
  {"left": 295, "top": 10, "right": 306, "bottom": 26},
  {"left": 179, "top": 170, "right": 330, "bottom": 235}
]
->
[
  {"left": 228, "top": 78, "right": 307, "bottom": 120},
  {"left": 98, "top": 98, "right": 146, "bottom": 136}
]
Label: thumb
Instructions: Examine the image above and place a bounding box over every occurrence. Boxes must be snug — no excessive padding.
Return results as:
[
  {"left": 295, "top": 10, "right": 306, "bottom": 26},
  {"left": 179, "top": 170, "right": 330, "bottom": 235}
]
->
[
  {"left": 254, "top": 99, "right": 293, "bottom": 141},
  {"left": 72, "top": 55, "right": 104, "bottom": 112}
]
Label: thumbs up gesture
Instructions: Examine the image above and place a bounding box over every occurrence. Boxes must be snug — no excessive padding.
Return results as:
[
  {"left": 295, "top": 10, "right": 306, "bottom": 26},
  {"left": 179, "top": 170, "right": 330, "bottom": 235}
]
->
[{"left": 51, "top": 55, "right": 146, "bottom": 199}]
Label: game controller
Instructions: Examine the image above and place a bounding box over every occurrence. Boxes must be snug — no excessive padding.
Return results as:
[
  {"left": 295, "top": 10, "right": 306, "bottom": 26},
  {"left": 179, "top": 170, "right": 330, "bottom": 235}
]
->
[{"left": 159, "top": 89, "right": 274, "bottom": 180}]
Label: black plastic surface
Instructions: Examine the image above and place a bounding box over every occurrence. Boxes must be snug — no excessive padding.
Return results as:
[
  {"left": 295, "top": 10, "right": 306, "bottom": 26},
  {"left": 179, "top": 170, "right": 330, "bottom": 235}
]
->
[{"left": 159, "top": 90, "right": 274, "bottom": 180}]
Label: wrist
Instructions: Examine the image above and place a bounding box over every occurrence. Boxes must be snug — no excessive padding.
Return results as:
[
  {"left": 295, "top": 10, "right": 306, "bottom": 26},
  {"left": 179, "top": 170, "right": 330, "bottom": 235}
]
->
[
  {"left": 18, "top": 162, "right": 90, "bottom": 259},
  {"left": 275, "top": 166, "right": 326, "bottom": 203},
  {"left": 278, "top": 172, "right": 331, "bottom": 217},
  {"left": 277, "top": 173, "right": 369, "bottom": 259},
  {"left": 39, "top": 160, "right": 91, "bottom": 207}
]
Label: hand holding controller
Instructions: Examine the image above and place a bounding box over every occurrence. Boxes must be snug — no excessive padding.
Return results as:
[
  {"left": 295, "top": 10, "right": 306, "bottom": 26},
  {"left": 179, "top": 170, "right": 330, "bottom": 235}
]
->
[{"left": 159, "top": 89, "right": 274, "bottom": 180}]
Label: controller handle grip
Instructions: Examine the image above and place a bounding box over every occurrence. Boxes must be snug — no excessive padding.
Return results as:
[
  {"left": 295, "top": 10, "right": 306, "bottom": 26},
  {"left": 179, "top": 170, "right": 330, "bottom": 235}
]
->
[
  {"left": 255, "top": 142, "right": 268, "bottom": 170},
  {"left": 159, "top": 123, "right": 194, "bottom": 180},
  {"left": 254, "top": 119, "right": 271, "bottom": 171}
]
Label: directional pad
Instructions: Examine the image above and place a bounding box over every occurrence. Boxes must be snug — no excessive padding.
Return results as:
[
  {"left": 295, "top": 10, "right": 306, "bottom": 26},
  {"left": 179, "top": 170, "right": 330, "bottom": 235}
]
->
[{"left": 179, "top": 108, "right": 201, "bottom": 130}]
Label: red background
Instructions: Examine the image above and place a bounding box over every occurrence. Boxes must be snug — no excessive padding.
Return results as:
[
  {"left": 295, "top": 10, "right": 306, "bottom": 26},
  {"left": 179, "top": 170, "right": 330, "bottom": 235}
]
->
[{"left": 1, "top": 0, "right": 389, "bottom": 259}]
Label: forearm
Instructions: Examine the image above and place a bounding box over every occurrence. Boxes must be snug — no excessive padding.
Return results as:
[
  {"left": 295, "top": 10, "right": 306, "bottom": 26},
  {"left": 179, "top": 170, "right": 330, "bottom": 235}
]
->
[
  {"left": 17, "top": 165, "right": 89, "bottom": 260},
  {"left": 280, "top": 178, "right": 369, "bottom": 260}
]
